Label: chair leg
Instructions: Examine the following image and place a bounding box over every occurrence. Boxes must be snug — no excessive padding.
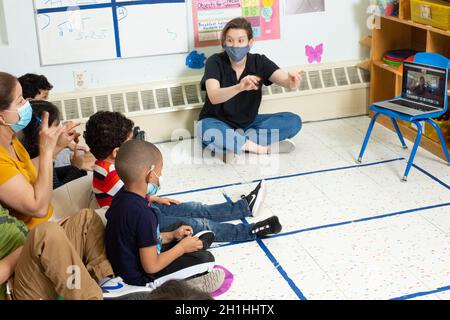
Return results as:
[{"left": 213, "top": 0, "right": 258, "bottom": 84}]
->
[
  {"left": 390, "top": 117, "right": 408, "bottom": 149},
  {"left": 402, "top": 121, "right": 423, "bottom": 182},
  {"left": 424, "top": 119, "right": 450, "bottom": 165},
  {"left": 357, "top": 112, "right": 380, "bottom": 163}
]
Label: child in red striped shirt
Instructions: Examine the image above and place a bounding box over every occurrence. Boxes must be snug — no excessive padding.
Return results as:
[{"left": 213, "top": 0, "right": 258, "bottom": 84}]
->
[{"left": 83, "top": 111, "right": 282, "bottom": 243}]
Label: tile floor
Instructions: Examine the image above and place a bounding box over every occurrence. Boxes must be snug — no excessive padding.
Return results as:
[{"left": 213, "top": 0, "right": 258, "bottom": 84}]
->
[{"left": 156, "top": 115, "right": 450, "bottom": 300}]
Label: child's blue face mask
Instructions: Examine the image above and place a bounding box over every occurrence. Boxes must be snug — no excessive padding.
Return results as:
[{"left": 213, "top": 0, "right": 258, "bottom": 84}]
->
[
  {"left": 3, "top": 101, "right": 32, "bottom": 133},
  {"left": 147, "top": 168, "right": 163, "bottom": 196}
]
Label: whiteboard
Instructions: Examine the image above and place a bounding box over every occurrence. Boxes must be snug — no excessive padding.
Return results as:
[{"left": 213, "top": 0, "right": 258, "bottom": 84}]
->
[{"left": 33, "top": 0, "right": 189, "bottom": 65}]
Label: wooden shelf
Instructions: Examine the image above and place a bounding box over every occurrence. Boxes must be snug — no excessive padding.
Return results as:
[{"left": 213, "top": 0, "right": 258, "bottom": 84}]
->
[
  {"left": 382, "top": 15, "right": 450, "bottom": 37},
  {"left": 372, "top": 60, "right": 450, "bottom": 95},
  {"left": 373, "top": 60, "right": 403, "bottom": 76},
  {"left": 370, "top": 0, "right": 450, "bottom": 161}
]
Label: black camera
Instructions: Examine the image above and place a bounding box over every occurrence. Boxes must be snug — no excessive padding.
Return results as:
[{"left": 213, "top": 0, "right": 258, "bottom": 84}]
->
[{"left": 132, "top": 126, "right": 146, "bottom": 141}]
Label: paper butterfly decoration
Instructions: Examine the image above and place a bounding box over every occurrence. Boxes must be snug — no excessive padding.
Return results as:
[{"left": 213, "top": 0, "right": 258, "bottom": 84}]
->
[{"left": 305, "top": 43, "right": 323, "bottom": 64}]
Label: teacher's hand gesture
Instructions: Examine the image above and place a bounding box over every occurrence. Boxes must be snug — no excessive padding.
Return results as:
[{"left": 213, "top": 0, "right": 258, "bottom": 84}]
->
[
  {"left": 239, "top": 75, "right": 261, "bottom": 91},
  {"left": 288, "top": 71, "right": 302, "bottom": 90}
]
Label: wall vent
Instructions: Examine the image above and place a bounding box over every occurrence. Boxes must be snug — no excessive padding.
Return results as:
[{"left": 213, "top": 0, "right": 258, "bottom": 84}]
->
[{"left": 50, "top": 61, "right": 370, "bottom": 122}]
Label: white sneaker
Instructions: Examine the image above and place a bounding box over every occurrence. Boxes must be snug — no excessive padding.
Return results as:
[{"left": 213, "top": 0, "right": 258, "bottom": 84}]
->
[
  {"left": 185, "top": 269, "right": 225, "bottom": 293},
  {"left": 270, "top": 139, "right": 296, "bottom": 154},
  {"left": 101, "top": 277, "right": 153, "bottom": 300}
]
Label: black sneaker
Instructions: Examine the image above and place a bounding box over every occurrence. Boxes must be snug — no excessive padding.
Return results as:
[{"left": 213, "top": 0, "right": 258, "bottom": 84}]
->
[
  {"left": 194, "top": 230, "right": 215, "bottom": 250},
  {"left": 241, "top": 180, "right": 266, "bottom": 217},
  {"left": 250, "top": 216, "right": 282, "bottom": 238}
]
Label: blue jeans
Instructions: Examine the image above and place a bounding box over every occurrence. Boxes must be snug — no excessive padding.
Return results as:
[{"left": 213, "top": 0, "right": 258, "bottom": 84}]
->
[
  {"left": 197, "top": 112, "right": 302, "bottom": 154},
  {"left": 152, "top": 199, "right": 255, "bottom": 242}
]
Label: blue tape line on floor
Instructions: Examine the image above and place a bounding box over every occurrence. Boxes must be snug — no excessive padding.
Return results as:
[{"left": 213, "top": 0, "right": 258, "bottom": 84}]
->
[
  {"left": 211, "top": 202, "right": 450, "bottom": 249},
  {"left": 256, "top": 157, "right": 405, "bottom": 183},
  {"left": 390, "top": 285, "right": 450, "bottom": 300},
  {"left": 412, "top": 164, "right": 450, "bottom": 191},
  {"left": 240, "top": 216, "right": 307, "bottom": 300},
  {"left": 159, "top": 157, "right": 405, "bottom": 198},
  {"left": 213, "top": 161, "right": 450, "bottom": 300},
  {"left": 221, "top": 192, "right": 307, "bottom": 300},
  {"left": 167, "top": 156, "right": 448, "bottom": 299},
  {"left": 210, "top": 160, "right": 450, "bottom": 251},
  {"left": 256, "top": 237, "right": 307, "bottom": 300}
]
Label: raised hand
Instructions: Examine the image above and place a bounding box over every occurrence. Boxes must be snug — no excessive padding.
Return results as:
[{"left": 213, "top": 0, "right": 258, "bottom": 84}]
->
[
  {"left": 38, "top": 111, "right": 65, "bottom": 157},
  {"left": 56, "top": 120, "right": 81, "bottom": 151}
]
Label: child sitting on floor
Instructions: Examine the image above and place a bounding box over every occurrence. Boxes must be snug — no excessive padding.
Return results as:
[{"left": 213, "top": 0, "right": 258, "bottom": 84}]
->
[
  {"left": 83, "top": 111, "right": 282, "bottom": 242},
  {"left": 105, "top": 140, "right": 224, "bottom": 291}
]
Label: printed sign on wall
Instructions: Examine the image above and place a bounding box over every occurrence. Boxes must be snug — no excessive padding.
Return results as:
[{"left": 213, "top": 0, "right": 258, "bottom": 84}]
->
[{"left": 192, "top": 0, "right": 280, "bottom": 47}]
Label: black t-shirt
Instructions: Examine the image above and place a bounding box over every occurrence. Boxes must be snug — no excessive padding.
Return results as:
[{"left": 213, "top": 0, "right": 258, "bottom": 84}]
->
[
  {"left": 199, "top": 52, "right": 280, "bottom": 129},
  {"left": 105, "top": 190, "right": 161, "bottom": 286}
]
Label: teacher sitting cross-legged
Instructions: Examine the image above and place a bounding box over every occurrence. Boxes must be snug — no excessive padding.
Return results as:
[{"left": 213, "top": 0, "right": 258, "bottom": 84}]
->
[{"left": 197, "top": 17, "right": 303, "bottom": 161}]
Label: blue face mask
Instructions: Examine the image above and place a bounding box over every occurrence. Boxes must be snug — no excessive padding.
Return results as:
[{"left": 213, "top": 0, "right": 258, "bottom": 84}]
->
[
  {"left": 147, "top": 171, "right": 163, "bottom": 196},
  {"left": 3, "top": 101, "right": 32, "bottom": 133},
  {"left": 224, "top": 46, "right": 250, "bottom": 62}
]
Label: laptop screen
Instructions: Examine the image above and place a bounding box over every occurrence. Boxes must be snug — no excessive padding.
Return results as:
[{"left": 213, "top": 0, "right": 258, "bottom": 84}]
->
[{"left": 402, "top": 62, "right": 447, "bottom": 109}]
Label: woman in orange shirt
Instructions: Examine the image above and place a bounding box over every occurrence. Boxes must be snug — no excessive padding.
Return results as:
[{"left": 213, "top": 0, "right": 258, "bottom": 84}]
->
[{"left": 0, "top": 72, "right": 79, "bottom": 229}]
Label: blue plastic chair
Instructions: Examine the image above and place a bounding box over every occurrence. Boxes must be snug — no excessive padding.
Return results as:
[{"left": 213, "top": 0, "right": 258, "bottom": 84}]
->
[{"left": 357, "top": 52, "right": 450, "bottom": 181}]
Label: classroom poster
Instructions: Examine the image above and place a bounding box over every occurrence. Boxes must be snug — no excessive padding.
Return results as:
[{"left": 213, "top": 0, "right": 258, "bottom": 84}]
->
[{"left": 192, "top": 0, "right": 280, "bottom": 47}]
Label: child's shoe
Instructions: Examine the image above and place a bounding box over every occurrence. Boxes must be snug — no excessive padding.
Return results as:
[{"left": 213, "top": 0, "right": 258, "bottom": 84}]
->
[
  {"left": 241, "top": 180, "right": 266, "bottom": 217},
  {"left": 186, "top": 268, "right": 225, "bottom": 293},
  {"left": 101, "top": 277, "right": 153, "bottom": 300},
  {"left": 194, "top": 230, "right": 215, "bottom": 249},
  {"left": 250, "top": 216, "right": 282, "bottom": 237}
]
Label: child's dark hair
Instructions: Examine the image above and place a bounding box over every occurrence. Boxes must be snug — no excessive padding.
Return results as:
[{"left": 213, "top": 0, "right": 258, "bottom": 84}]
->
[
  {"left": 83, "top": 111, "right": 134, "bottom": 160},
  {"left": 221, "top": 17, "right": 253, "bottom": 47},
  {"left": 114, "top": 280, "right": 213, "bottom": 300},
  {"left": 21, "top": 100, "right": 61, "bottom": 159},
  {"left": 115, "top": 140, "right": 161, "bottom": 185},
  {"left": 18, "top": 73, "right": 53, "bottom": 100},
  {"left": 148, "top": 280, "right": 214, "bottom": 300}
]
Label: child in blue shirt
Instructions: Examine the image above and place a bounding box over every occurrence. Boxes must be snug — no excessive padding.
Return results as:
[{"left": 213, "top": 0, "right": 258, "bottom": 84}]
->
[{"left": 105, "top": 140, "right": 223, "bottom": 291}]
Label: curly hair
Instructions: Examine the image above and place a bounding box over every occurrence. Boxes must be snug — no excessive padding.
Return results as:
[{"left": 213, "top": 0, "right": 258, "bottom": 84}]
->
[
  {"left": 83, "top": 111, "right": 134, "bottom": 160},
  {"left": 18, "top": 73, "right": 53, "bottom": 100}
]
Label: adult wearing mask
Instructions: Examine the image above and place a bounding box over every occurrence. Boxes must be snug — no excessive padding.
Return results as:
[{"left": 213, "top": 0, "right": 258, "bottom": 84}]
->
[
  {"left": 0, "top": 72, "right": 78, "bottom": 228},
  {"left": 197, "top": 17, "right": 303, "bottom": 160}
]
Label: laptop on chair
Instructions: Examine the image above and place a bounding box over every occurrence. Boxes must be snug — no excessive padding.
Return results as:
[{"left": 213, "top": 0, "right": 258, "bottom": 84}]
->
[{"left": 374, "top": 61, "right": 448, "bottom": 116}]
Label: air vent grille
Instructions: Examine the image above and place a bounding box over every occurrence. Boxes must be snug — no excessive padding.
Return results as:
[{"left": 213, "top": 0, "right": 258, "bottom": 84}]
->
[{"left": 50, "top": 62, "right": 369, "bottom": 121}]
